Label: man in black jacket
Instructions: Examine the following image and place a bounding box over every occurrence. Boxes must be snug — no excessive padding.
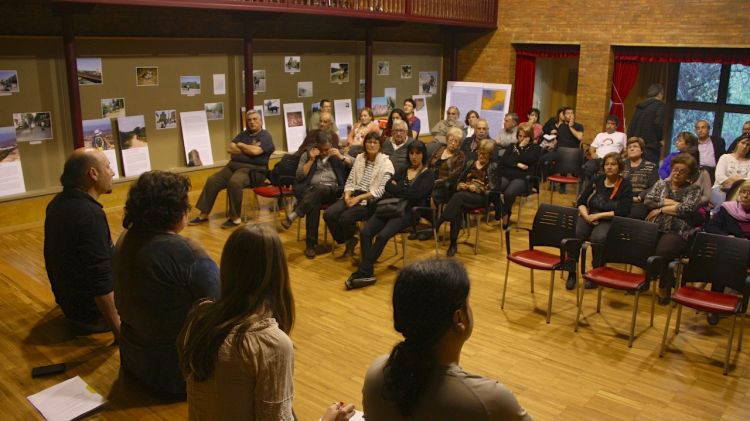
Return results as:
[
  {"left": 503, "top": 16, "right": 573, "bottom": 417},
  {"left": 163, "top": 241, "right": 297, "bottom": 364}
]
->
[{"left": 627, "top": 84, "right": 665, "bottom": 164}]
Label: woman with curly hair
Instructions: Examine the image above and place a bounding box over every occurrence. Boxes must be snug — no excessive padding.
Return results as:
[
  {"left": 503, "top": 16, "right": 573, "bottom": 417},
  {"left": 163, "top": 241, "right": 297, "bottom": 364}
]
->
[
  {"left": 114, "top": 170, "right": 220, "bottom": 396},
  {"left": 362, "top": 258, "right": 531, "bottom": 420}
]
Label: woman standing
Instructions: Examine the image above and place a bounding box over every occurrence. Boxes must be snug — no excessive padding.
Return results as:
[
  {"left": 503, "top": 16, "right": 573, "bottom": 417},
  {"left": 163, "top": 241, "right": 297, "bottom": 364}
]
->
[
  {"left": 620, "top": 137, "right": 658, "bottom": 219},
  {"left": 496, "top": 123, "right": 541, "bottom": 226},
  {"left": 178, "top": 225, "right": 355, "bottom": 420},
  {"left": 324, "top": 132, "right": 394, "bottom": 257},
  {"left": 710, "top": 132, "right": 750, "bottom": 207},
  {"left": 362, "top": 258, "right": 531, "bottom": 421},
  {"left": 566, "top": 153, "right": 633, "bottom": 290},
  {"left": 346, "top": 142, "right": 436, "bottom": 289},
  {"left": 645, "top": 153, "right": 703, "bottom": 304},
  {"left": 347, "top": 107, "right": 380, "bottom": 148},
  {"left": 436, "top": 139, "right": 497, "bottom": 257}
]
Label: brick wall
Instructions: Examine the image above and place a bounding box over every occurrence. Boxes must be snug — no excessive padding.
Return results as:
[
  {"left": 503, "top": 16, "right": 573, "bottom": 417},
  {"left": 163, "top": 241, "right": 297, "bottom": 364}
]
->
[{"left": 459, "top": 0, "right": 750, "bottom": 139}]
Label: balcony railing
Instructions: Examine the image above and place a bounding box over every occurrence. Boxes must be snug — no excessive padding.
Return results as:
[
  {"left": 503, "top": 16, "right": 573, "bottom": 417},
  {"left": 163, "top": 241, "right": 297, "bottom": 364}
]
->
[{"left": 55, "top": 0, "right": 498, "bottom": 28}]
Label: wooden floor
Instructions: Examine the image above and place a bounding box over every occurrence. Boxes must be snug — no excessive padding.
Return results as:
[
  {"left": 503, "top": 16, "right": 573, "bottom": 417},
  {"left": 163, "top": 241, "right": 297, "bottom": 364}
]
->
[{"left": 2, "top": 189, "right": 750, "bottom": 420}]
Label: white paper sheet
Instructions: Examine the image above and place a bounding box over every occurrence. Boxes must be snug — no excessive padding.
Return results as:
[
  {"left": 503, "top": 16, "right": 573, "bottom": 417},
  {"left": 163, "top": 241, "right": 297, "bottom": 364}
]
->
[
  {"left": 27, "top": 376, "right": 106, "bottom": 421},
  {"left": 333, "top": 99, "right": 354, "bottom": 141},
  {"left": 0, "top": 125, "right": 25, "bottom": 197},
  {"left": 283, "top": 102, "right": 307, "bottom": 153},
  {"left": 179, "top": 111, "right": 215, "bottom": 167},
  {"left": 117, "top": 115, "right": 151, "bottom": 177},
  {"left": 213, "top": 73, "right": 225, "bottom": 95},
  {"left": 411, "top": 95, "right": 430, "bottom": 135}
]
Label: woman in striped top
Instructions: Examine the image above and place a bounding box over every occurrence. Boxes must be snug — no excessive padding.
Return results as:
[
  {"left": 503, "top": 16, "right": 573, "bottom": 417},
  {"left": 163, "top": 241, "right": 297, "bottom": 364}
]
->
[{"left": 324, "top": 132, "right": 394, "bottom": 257}]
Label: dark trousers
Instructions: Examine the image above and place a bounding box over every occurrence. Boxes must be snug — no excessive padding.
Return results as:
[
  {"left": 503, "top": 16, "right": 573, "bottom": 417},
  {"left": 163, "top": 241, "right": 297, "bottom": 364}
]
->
[
  {"left": 323, "top": 199, "right": 374, "bottom": 244},
  {"left": 654, "top": 232, "right": 689, "bottom": 289},
  {"left": 295, "top": 184, "right": 339, "bottom": 246},
  {"left": 195, "top": 162, "right": 263, "bottom": 219},
  {"left": 497, "top": 177, "right": 529, "bottom": 217},
  {"left": 629, "top": 203, "right": 649, "bottom": 220},
  {"left": 573, "top": 216, "right": 612, "bottom": 268},
  {"left": 439, "top": 191, "right": 486, "bottom": 242},
  {"left": 358, "top": 211, "right": 412, "bottom": 276}
]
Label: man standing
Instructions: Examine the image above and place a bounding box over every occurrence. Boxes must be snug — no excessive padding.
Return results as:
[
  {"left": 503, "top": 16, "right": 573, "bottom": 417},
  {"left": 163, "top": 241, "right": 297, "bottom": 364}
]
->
[
  {"left": 460, "top": 118, "right": 491, "bottom": 161},
  {"left": 190, "top": 109, "right": 274, "bottom": 229},
  {"left": 281, "top": 131, "right": 352, "bottom": 258},
  {"left": 382, "top": 120, "right": 414, "bottom": 173},
  {"left": 44, "top": 148, "right": 120, "bottom": 339},
  {"left": 295, "top": 111, "right": 340, "bottom": 156},
  {"left": 495, "top": 112, "right": 519, "bottom": 159},
  {"left": 308, "top": 99, "right": 337, "bottom": 133},
  {"left": 431, "top": 106, "right": 465, "bottom": 144},
  {"left": 581, "top": 115, "right": 627, "bottom": 190},
  {"left": 628, "top": 84, "right": 665, "bottom": 164},
  {"left": 695, "top": 119, "right": 726, "bottom": 182}
]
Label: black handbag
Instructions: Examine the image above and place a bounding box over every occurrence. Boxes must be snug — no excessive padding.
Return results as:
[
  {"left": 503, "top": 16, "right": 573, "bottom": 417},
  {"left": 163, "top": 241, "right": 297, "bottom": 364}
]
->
[{"left": 375, "top": 198, "right": 407, "bottom": 219}]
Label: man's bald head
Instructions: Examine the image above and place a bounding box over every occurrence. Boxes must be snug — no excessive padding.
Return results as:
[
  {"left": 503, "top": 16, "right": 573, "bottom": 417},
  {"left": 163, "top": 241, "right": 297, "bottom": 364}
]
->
[
  {"left": 60, "top": 148, "right": 113, "bottom": 196},
  {"left": 319, "top": 112, "right": 334, "bottom": 132}
]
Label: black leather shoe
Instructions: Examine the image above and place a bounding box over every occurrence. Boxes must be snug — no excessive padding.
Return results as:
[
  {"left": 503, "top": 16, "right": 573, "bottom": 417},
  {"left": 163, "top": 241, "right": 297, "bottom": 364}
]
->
[
  {"left": 565, "top": 272, "right": 576, "bottom": 290},
  {"left": 343, "top": 237, "right": 358, "bottom": 257},
  {"left": 707, "top": 312, "right": 720, "bottom": 326},
  {"left": 584, "top": 280, "right": 597, "bottom": 289},
  {"left": 345, "top": 274, "right": 377, "bottom": 290},
  {"left": 446, "top": 242, "right": 457, "bottom": 257}
]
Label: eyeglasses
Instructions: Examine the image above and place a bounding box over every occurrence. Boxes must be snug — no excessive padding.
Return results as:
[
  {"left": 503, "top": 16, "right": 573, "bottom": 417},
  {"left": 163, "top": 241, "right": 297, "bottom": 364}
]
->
[
  {"left": 739, "top": 189, "right": 750, "bottom": 196},
  {"left": 392, "top": 129, "right": 407, "bottom": 132},
  {"left": 671, "top": 167, "right": 689, "bottom": 176}
]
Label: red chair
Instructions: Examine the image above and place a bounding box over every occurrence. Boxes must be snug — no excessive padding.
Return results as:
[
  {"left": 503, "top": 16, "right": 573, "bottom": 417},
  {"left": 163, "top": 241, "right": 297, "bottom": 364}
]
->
[
  {"left": 502, "top": 204, "right": 580, "bottom": 323},
  {"left": 659, "top": 233, "right": 750, "bottom": 374},
  {"left": 546, "top": 147, "right": 583, "bottom": 204},
  {"left": 575, "top": 217, "right": 661, "bottom": 347}
]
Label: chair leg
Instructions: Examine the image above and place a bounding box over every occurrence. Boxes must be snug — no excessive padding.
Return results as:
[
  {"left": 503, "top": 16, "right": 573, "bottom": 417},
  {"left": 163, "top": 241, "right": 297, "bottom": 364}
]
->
[
  {"left": 530, "top": 268, "right": 535, "bottom": 293},
  {"left": 473, "top": 213, "right": 479, "bottom": 254},
  {"left": 738, "top": 314, "right": 745, "bottom": 351},
  {"left": 649, "top": 282, "right": 656, "bottom": 327},
  {"left": 432, "top": 226, "right": 439, "bottom": 256},
  {"left": 675, "top": 304, "right": 683, "bottom": 335},
  {"left": 401, "top": 232, "right": 407, "bottom": 267},
  {"left": 575, "top": 280, "right": 585, "bottom": 332},
  {"left": 596, "top": 286, "right": 602, "bottom": 313},
  {"left": 501, "top": 260, "right": 511, "bottom": 309},
  {"left": 659, "top": 302, "right": 676, "bottom": 357},
  {"left": 296, "top": 217, "right": 302, "bottom": 241},
  {"left": 724, "top": 315, "right": 738, "bottom": 374},
  {"left": 546, "top": 270, "right": 555, "bottom": 324},
  {"left": 628, "top": 291, "right": 641, "bottom": 348}
]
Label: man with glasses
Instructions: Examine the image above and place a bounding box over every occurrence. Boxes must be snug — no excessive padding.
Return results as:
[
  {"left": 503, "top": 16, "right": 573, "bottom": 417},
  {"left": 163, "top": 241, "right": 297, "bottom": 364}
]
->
[
  {"left": 431, "top": 106, "right": 465, "bottom": 144},
  {"left": 383, "top": 120, "right": 414, "bottom": 173}
]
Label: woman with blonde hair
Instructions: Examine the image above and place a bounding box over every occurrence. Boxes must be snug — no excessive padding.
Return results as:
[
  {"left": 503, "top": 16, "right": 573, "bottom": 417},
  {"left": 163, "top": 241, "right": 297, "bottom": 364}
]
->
[{"left": 178, "top": 224, "right": 354, "bottom": 420}]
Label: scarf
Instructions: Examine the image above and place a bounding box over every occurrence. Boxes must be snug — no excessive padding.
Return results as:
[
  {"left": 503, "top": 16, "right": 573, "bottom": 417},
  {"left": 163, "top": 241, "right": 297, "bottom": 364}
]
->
[{"left": 721, "top": 200, "right": 750, "bottom": 222}]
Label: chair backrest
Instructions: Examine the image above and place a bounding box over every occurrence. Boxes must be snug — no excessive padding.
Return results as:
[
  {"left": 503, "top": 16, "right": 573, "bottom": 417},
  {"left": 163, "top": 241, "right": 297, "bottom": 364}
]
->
[
  {"left": 268, "top": 153, "right": 300, "bottom": 186},
  {"left": 554, "top": 147, "right": 584, "bottom": 176},
  {"left": 682, "top": 232, "right": 750, "bottom": 292},
  {"left": 600, "top": 217, "right": 659, "bottom": 268},
  {"left": 530, "top": 204, "right": 578, "bottom": 249}
]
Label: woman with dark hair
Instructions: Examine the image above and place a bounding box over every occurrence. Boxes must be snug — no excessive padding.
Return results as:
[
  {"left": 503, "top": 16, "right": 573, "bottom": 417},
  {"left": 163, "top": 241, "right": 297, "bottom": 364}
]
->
[
  {"left": 659, "top": 131, "right": 698, "bottom": 179},
  {"left": 710, "top": 133, "right": 750, "bottom": 207},
  {"left": 362, "top": 258, "right": 531, "bottom": 420},
  {"left": 495, "top": 122, "right": 541, "bottom": 226},
  {"left": 114, "top": 170, "right": 220, "bottom": 396},
  {"left": 436, "top": 139, "right": 498, "bottom": 257},
  {"left": 527, "top": 108, "right": 542, "bottom": 142},
  {"left": 324, "top": 132, "right": 394, "bottom": 257},
  {"left": 565, "top": 152, "right": 633, "bottom": 290},
  {"left": 645, "top": 153, "right": 703, "bottom": 304},
  {"left": 382, "top": 108, "right": 409, "bottom": 139},
  {"left": 620, "top": 137, "right": 658, "bottom": 219},
  {"left": 347, "top": 107, "right": 380, "bottom": 148},
  {"left": 346, "top": 142, "right": 436, "bottom": 289},
  {"left": 402, "top": 98, "right": 421, "bottom": 140},
  {"left": 178, "top": 225, "right": 355, "bottom": 420},
  {"left": 464, "top": 110, "right": 480, "bottom": 138}
]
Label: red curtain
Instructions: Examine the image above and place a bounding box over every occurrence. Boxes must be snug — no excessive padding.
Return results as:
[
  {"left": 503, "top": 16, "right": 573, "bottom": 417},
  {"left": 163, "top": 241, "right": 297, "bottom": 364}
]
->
[
  {"left": 609, "top": 59, "right": 639, "bottom": 131},
  {"left": 614, "top": 46, "right": 750, "bottom": 65},
  {"left": 513, "top": 54, "right": 536, "bottom": 122}
]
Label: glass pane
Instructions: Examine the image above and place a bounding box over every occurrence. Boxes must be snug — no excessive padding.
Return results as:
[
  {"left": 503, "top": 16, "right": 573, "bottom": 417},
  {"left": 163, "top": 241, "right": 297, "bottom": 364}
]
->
[
  {"left": 670, "top": 109, "right": 715, "bottom": 152},
  {"left": 728, "top": 64, "right": 750, "bottom": 105},
  {"left": 676, "top": 62, "right": 720, "bottom": 103},
  {"left": 722, "top": 112, "right": 750, "bottom": 149}
]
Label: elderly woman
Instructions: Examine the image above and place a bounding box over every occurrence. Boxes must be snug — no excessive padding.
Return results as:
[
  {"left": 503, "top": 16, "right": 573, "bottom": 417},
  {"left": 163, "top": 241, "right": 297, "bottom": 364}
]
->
[
  {"left": 659, "top": 131, "right": 698, "bottom": 179},
  {"left": 621, "top": 137, "right": 658, "bottom": 219},
  {"left": 494, "top": 122, "right": 541, "bottom": 226},
  {"left": 324, "top": 132, "right": 394, "bottom": 257},
  {"left": 347, "top": 107, "right": 381, "bottom": 148},
  {"left": 711, "top": 133, "right": 750, "bottom": 207},
  {"left": 707, "top": 182, "right": 750, "bottom": 241},
  {"left": 565, "top": 152, "right": 633, "bottom": 290},
  {"left": 645, "top": 153, "right": 703, "bottom": 304},
  {"left": 436, "top": 139, "right": 498, "bottom": 257},
  {"left": 346, "top": 142, "right": 436, "bottom": 290},
  {"left": 429, "top": 126, "right": 467, "bottom": 206}
]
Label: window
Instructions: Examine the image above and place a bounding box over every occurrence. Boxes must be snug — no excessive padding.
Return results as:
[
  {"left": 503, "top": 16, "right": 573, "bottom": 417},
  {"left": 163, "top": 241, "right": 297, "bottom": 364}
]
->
[{"left": 670, "top": 63, "right": 750, "bottom": 153}]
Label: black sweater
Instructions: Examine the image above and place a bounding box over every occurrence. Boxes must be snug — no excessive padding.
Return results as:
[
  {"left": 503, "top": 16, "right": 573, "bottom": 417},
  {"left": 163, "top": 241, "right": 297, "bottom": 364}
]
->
[
  {"left": 385, "top": 167, "right": 437, "bottom": 208},
  {"left": 577, "top": 174, "right": 633, "bottom": 217},
  {"left": 500, "top": 143, "right": 541, "bottom": 180}
]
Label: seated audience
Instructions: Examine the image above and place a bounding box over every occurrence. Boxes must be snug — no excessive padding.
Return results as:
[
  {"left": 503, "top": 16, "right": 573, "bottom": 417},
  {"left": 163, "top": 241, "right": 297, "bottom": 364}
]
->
[
  {"left": 710, "top": 132, "right": 750, "bottom": 207},
  {"left": 345, "top": 142, "right": 435, "bottom": 290},
  {"left": 527, "top": 107, "right": 543, "bottom": 142},
  {"left": 566, "top": 153, "right": 633, "bottom": 290},
  {"left": 115, "top": 171, "right": 220, "bottom": 395},
  {"left": 620, "top": 137, "right": 658, "bottom": 219},
  {"left": 645, "top": 153, "right": 702, "bottom": 305},
  {"left": 695, "top": 119, "right": 726, "bottom": 183},
  {"left": 403, "top": 98, "right": 421, "bottom": 140},
  {"left": 464, "top": 110, "right": 480, "bottom": 139},
  {"left": 347, "top": 107, "right": 379, "bottom": 148},
  {"left": 429, "top": 127, "right": 466, "bottom": 207},
  {"left": 324, "top": 132, "right": 394, "bottom": 257},
  {"left": 190, "top": 109, "right": 274, "bottom": 229},
  {"left": 495, "top": 112, "right": 519, "bottom": 159},
  {"left": 706, "top": 182, "right": 750, "bottom": 240},
  {"left": 659, "top": 131, "right": 697, "bottom": 179},
  {"left": 362, "top": 258, "right": 531, "bottom": 421},
  {"left": 308, "top": 98, "right": 337, "bottom": 133},
  {"left": 431, "top": 106, "right": 465, "bottom": 144},
  {"left": 382, "top": 108, "right": 408, "bottom": 140},
  {"left": 282, "top": 131, "right": 353, "bottom": 259},
  {"left": 460, "top": 118, "right": 491, "bottom": 162},
  {"left": 382, "top": 120, "right": 414, "bottom": 173},
  {"left": 436, "top": 140, "right": 497, "bottom": 257},
  {"left": 178, "top": 224, "right": 355, "bottom": 421},
  {"left": 494, "top": 122, "right": 541, "bottom": 226},
  {"left": 296, "top": 111, "right": 340, "bottom": 156},
  {"left": 580, "top": 115, "right": 627, "bottom": 192}
]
